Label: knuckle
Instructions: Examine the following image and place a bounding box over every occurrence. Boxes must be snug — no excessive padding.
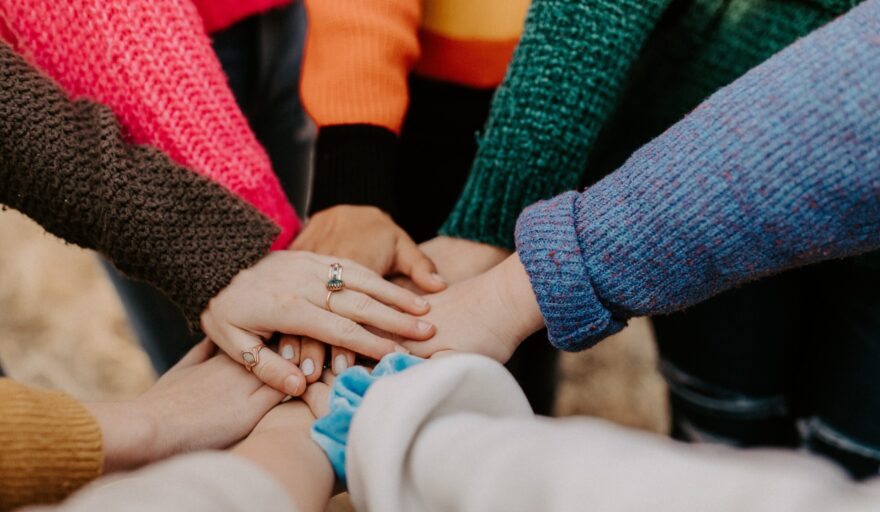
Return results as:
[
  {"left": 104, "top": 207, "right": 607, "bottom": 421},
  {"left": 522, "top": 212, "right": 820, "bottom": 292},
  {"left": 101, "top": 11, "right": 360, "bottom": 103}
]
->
[{"left": 335, "top": 317, "right": 362, "bottom": 339}]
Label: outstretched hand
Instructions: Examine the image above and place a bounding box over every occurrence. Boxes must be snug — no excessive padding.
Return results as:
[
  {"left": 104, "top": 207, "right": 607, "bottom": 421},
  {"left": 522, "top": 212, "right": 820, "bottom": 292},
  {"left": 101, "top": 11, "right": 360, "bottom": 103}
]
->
[
  {"left": 201, "top": 250, "right": 435, "bottom": 396},
  {"left": 402, "top": 254, "right": 545, "bottom": 362}
]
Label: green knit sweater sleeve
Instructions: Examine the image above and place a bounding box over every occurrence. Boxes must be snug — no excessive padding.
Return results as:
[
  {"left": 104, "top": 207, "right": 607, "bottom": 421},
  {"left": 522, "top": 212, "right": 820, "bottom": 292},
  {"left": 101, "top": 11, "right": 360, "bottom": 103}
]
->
[{"left": 440, "top": 0, "right": 671, "bottom": 249}]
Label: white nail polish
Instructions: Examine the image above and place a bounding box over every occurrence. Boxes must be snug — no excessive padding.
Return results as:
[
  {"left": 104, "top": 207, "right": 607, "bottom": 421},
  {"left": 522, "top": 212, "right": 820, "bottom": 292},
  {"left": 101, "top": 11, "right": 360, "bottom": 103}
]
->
[
  {"left": 418, "top": 321, "right": 432, "bottom": 332},
  {"left": 284, "top": 375, "right": 302, "bottom": 396},
  {"left": 334, "top": 354, "right": 348, "bottom": 373},
  {"left": 432, "top": 273, "right": 446, "bottom": 284},
  {"left": 415, "top": 297, "right": 429, "bottom": 308},
  {"left": 281, "top": 345, "right": 295, "bottom": 360},
  {"left": 395, "top": 345, "right": 410, "bottom": 354},
  {"left": 301, "top": 358, "right": 315, "bottom": 376}
]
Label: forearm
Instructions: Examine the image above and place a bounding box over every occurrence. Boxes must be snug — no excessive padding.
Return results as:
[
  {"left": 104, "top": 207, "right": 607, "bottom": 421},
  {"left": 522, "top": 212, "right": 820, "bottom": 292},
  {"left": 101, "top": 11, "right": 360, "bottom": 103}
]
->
[
  {"left": 440, "top": 0, "right": 671, "bottom": 249},
  {"left": 0, "top": 0, "right": 299, "bottom": 247},
  {"left": 0, "top": 380, "right": 102, "bottom": 510},
  {"left": 0, "top": 42, "right": 278, "bottom": 327},
  {"left": 233, "top": 430, "right": 333, "bottom": 512},
  {"left": 516, "top": 0, "right": 880, "bottom": 350}
]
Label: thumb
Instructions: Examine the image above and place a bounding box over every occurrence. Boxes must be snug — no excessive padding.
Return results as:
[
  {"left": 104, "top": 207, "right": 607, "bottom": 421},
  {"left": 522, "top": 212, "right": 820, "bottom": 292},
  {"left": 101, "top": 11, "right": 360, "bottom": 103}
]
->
[{"left": 395, "top": 237, "right": 447, "bottom": 293}]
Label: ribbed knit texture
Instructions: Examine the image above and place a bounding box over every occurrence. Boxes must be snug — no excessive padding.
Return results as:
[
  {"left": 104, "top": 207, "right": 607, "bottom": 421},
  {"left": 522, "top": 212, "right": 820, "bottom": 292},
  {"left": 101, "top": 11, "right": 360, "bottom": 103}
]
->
[
  {"left": 0, "top": 379, "right": 102, "bottom": 511},
  {"left": 309, "top": 125, "right": 400, "bottom": 215},
  {"left": 0, "top": 0, "right": 300, "bottom": 249},
  {"left": 0, "top": 42, "right": 279, "bottom": 329},
  {"left": 442, "top": 0, "right": 861, "bottom": 249},
  {"left": 515, "top": 0, "right": 880, "bottom": 351}
]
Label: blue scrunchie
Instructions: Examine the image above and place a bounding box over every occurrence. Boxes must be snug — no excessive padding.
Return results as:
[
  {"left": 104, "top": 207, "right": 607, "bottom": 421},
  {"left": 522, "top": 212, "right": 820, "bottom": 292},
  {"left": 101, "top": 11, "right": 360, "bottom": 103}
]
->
[{"left": 311, "top": 353, "right": 424, "bottom": 484}]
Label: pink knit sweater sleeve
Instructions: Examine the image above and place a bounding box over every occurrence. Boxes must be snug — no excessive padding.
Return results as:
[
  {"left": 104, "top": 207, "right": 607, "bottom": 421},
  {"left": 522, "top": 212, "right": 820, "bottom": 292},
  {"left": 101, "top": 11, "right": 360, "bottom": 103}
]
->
[{"left": 0, "top": 0, "right": 300, "bottom": 249}]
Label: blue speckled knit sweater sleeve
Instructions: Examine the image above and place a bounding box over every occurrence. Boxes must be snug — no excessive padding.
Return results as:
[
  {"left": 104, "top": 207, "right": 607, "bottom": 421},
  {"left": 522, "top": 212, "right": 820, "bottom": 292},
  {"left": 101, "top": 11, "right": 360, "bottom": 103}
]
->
[{"left": 515, "top": 0, "right": 880, "bottom": 351}]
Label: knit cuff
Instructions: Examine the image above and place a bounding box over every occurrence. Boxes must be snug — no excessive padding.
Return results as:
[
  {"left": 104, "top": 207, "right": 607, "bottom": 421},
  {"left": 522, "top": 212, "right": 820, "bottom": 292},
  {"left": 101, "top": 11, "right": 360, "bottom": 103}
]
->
[
  {"left": 309, "top": 124, "right": 399, "bottom": 216},
  {"left": 0, "top": 380, "right": 103, "bottom": 509},
  {"left": 514, "top": 192, "right": 626, "bottom": 351}
]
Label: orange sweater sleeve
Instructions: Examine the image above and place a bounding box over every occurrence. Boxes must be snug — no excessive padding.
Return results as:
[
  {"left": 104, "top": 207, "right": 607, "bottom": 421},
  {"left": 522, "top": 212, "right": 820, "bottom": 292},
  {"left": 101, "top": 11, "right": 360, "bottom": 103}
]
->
[
  {"left": 0, "top": 379, "right": 102, "bottom": 511},
  {"left": 301, "top": 0, "right": 421, "bottom": 134}
]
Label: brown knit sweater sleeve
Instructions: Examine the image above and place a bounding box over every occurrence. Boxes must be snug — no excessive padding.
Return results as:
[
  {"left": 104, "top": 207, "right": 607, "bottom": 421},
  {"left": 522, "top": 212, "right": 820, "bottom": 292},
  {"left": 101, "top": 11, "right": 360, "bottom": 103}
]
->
[
  {"left": 0, "top": 379, "right": 102, "bottom": 511},
  {"left": 0, "top": 41, "right": 280, "bottom": 329}
]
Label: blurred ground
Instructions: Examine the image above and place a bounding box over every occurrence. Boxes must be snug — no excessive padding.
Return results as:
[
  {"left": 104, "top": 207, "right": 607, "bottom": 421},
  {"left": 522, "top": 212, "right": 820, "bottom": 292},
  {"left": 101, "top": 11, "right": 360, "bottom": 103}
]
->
[{"left": 0, "top": 209, "right": 669, "bottom": 509}]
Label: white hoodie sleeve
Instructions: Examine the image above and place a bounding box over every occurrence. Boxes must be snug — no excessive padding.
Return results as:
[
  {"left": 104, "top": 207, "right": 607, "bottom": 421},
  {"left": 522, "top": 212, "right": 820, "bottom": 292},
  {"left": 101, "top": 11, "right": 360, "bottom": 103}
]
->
[{"left": 346, "top": 354, "right": 880, "bottom": 512}]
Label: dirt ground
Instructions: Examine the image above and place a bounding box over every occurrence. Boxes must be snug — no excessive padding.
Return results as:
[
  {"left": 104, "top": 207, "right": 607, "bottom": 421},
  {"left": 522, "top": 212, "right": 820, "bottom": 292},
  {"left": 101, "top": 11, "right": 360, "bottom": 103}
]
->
[{"left": 0, "top": 209, "right": 669, "bottom": 509}]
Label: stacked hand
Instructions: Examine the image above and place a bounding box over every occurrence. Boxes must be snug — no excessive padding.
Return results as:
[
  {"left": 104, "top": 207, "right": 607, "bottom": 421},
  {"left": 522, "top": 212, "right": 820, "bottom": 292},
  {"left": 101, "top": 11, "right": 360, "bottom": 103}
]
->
[{"left": 200, "top": 250, "right": 436, "bottom": 396}]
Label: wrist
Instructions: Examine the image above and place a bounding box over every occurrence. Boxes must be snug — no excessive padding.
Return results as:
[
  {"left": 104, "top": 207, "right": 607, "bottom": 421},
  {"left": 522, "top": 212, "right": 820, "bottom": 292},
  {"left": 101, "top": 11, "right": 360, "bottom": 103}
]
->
[
  {"left": 84, "top": 401, "right": 158, "bottom": 473},
  {"left": 233, "top": 427, "right": 333, "bottom": 512},
  {"left": 493, "top": 253, "right": 545, "bottom": 342}
]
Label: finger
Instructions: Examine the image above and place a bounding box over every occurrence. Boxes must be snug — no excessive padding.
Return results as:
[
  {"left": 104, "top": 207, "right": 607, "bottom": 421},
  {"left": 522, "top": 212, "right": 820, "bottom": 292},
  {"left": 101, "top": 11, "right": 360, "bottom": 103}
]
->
[
  {"left": 394, "top": 237, "right": 447, "bottom": 293},
  {"left": 331, "top": 346, "right": 355, "bottom": 375},
  {"left": 249, "top": 384, "right": 287, "bottom": 411},
  {"left": 216, "top": 325, "right": 306, "bottom": 397},
  {"left": 293, "top": 302, "right": 409, "bottom": 361},
  {"left": 302, "top": 381, "right": 332, "bottom": 418},
  {"left": 171, "top": 338, "right": 216, "bottom": 369},
  {"left": 310, "top": 255, "right": 430, "bottom": 315},
  {"left": 299, "top": 337, "right": 326, "bottom": 384},
  {"left": 329, "top": 289, "right": 435, "bottom": 340},
  {"left": 279, "top": 334, "right": 302, "bottom": 365}
]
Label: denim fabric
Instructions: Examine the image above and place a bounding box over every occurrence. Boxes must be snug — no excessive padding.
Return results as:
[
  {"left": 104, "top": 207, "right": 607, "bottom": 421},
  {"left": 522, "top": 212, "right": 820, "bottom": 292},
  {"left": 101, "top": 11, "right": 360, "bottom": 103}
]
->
[
  {"left": 105, "top": 2, "right": 313, "bottom": 372},
  {"left": 655, "top": 258, "right": 880, "bottom": 479}
]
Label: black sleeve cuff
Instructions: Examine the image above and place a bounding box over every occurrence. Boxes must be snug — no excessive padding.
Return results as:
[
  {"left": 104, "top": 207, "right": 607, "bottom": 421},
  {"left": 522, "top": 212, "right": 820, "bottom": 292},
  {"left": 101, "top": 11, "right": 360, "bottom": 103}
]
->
[{"left": 309, "top": 124, "right": 399, "bottom": 216}]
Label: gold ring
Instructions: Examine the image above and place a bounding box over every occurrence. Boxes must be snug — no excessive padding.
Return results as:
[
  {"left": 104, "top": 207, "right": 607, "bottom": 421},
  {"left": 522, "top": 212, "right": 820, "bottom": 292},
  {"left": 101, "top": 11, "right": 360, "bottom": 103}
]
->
[
  {"left": 327, "top": 263, "right": 344, "bottom": 291},
  {"left": 241, "top": 343, "right": 266, "bottom": 372}
]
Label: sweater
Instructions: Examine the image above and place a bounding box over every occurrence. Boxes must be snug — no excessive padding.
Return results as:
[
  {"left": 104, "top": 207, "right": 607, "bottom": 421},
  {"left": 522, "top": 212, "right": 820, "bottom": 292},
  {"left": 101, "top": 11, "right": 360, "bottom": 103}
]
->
[
  {"left": 0, "top": 41, "right": 278, "bottom": 328},
  {"left": 514, "top": 0, "right": 880, "bottom": 351},
  {"left": 22, "top": 356, "right": 880, "bottom": 512},
  {"left": 345, "top": 354, "right": 880, "bottom": 512},
  {"left": 0, "top": 0, "right": 300, "bottom": 249},
  {"left": 302, "top": 0, "right": 532, "bottom": 214},
  {"left": 0, "top": 380, "right": 102, "bottom": 511},
  {"left": 25, "top": 452, "right": 296, "bottom": 512},
  {"left": 441, "top": 0, "right": 862, "bottom": 249}
]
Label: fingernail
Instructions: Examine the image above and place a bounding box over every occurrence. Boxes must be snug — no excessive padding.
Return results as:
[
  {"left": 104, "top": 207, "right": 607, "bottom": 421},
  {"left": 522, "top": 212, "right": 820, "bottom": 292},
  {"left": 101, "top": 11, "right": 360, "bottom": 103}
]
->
[
  {"left": 281, "top": 345, "right": 295, "bottom": 360},
  {"left": 432, "top": 273, "right": 446, "bottom": 284},
  {"left": 417, "top": 320, "right": 432, "bottom": 332},
  {"left": 415, "top": 297, "right": 429, "bottom": 308},
  {"left": 333, "top": 354, "right": 348, "bottom": 374},
  {"left": 301, "top": 358, "right": 315, "bottom": 376},
  {"left": 395, "top": 345, "right": 410, "bottom": 354},
  {"left": 284, "top": 375, "right": 302, "bottom": 395}
]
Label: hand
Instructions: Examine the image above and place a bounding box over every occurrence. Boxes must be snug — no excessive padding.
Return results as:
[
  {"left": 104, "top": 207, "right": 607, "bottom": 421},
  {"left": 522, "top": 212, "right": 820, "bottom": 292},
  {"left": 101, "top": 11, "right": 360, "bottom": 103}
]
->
[
  {"left": 201, "top": 251, "right": 435, "bottom": 395},
  {"left": 291, "top": 206, "right": 447, "bottom": 377},
  {"left": 232, "top": 400, "right": 334, "bottom": 512},
  {"left": 86, "top": 340, "right": 285, "bottom": 473},
  {"left": 420, "top": 236, "right": 511, "bottom": 285},
  {"left": 292, "top": 205, "right": 447, "bottom": 291},
  {"left": 402, "top": 254, "right": 545, "bottom": 362}
]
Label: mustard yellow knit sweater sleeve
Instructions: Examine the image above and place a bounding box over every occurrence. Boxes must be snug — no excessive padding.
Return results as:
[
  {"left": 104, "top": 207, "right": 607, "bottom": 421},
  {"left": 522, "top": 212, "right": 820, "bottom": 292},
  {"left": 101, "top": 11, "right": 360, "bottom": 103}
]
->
[{"left": 0, "top": 379, "right": 102, "bottom": 511}]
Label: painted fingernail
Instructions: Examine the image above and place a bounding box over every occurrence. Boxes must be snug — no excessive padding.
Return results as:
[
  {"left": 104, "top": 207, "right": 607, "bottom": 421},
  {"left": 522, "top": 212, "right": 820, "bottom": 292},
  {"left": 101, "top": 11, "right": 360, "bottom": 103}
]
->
[
  {"left": 418, "top": 321, "right": 433, "bottom": 332},
  {"left": 395, "top": 345, "right": 410, "bottom": 354},
  {"left": 301, "top": 358, "right": 315, "bottom": 376},
  {"left": 432, "top": 273, "right": 446, "bottom": 284},
  {"left": 334, "top": 354, "right": 348, "bottom": 374},
  {"left": 284, "top": 375, "right": 302, "bottom": 396},
  {"left": 415, "top": 297, "right": 429, "bottom": 308},
  {"left": 281, "top": 345, "right": 295, "bottom": 360}
]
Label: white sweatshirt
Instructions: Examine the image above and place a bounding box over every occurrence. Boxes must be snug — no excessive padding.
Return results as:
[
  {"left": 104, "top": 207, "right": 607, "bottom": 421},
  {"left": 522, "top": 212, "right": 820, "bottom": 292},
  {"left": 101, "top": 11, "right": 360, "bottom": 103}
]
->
[{"left": 27, "top": 355, "right": 880, "bottom": 512}]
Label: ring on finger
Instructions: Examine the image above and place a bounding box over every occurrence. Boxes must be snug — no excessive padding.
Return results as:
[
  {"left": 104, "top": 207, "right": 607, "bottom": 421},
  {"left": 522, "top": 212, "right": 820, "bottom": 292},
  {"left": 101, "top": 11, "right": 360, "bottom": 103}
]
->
[
  {"left": 325, "top": 262, "right": 345, "bottom": 311},
  {"left": 241, "top": 343, "right": 266, "bottom": 372}
]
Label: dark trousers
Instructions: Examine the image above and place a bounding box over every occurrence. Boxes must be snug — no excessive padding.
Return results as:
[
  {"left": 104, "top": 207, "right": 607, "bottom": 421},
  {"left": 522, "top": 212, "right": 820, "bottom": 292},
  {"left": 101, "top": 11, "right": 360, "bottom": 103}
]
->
[
  {"left": 105, "top": 2, "right": 312, "bottom": 372},
  {"left": 395, "top": 76, "right": 559, "bottom": 415},
  {"left": 654, "top": 256, "right": 880, "bottom": 479}
]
